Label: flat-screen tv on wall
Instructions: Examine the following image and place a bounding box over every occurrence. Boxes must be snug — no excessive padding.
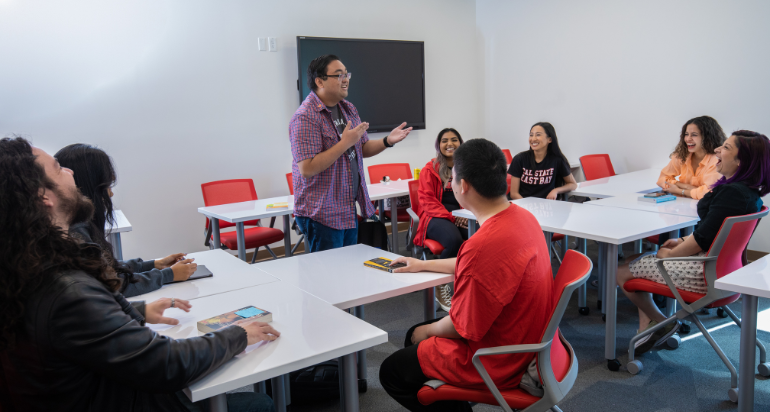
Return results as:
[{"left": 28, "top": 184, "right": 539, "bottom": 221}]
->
[{"left": 297, "top": 36, "right": 426, "bottom": 133}]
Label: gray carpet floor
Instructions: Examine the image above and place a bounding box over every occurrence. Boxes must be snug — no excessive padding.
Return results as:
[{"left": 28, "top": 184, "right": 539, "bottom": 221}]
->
[{"left": 233, "top": 238, "right": 770, "bottom": 411}]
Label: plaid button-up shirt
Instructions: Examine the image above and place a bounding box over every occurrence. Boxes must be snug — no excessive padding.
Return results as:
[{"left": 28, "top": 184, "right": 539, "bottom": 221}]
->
[{"left": 290, "top": 92, "right": 376, "bottom": 230}]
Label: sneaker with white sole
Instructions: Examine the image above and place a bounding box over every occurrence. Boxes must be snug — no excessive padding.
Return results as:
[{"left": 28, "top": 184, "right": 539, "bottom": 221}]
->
[{"left": 435, "top": 283, "right": 453, "bottom": 312}]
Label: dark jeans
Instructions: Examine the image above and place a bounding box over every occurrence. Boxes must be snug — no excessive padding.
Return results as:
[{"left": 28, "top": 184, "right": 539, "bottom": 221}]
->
[
  {"left": 295, "top": 216, "right": 358, "bottom": 253},
  {"left": 426, "top": 218, "right": 469, "bottom": 259},
  {"left": 177, "top": 392, "right": 275, "bottom": 412},
  {"left": 379, "top": 317, "right": 473, "bottom": 412}
]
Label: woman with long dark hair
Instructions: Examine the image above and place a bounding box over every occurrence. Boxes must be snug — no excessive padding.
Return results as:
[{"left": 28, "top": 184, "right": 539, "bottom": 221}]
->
[
  {"left": 618, "top": 130, "right": 770, "bottom": 355},
  {"left": 412, "top": 128, "right": 468, "bottom": 311},
  {"left": 508, "top": 122, "right": 577, "bottom": 199},
  {"left": 657, "top": 116, "right": 726, "bottom": 199},
  {"left": 55, "top": 144, "right": 197, "bottom": 297}
]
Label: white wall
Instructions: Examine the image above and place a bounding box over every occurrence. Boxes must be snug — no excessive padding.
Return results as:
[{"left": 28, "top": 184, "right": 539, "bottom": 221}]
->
[
  {"left": 476, "top": 0, "right": 770, "bottom": 252},
  {"left": 0, "top": 0, "right": 480, "bottom": 259}
]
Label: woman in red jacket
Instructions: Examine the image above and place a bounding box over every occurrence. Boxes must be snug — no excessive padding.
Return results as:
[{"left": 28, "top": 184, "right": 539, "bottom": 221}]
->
[{"left": 414, "top": 129, "right": 468, "bottom": 310}]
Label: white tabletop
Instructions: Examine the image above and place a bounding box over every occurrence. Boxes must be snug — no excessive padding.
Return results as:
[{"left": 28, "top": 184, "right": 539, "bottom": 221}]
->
[
  {"left": 150, "top": 281, "right": 387, "bottom": 402},
  {"left": 715, "top": 254, "right": 770, "bottom": 299},
  {"left": 367, "top": 179, "right": 411, "bottom": 201},
  {"left": 452, "top": 198, "right": 698, "bottom": 245},
  {"left": 255, "top": 244, "right": 452, "bottom": 309},
  {"left": 131, "top": 249, "right": 279, "bottom": 302},
  {"left": 569, "top": 168, "right": 662, "bottom": 198},
  {"left": 107, "top": 210, "right": 132, "bottom": 234},
  {"left": 198, "top": 196, "right": 295, "bottom": 223},
  {"left": 585, "top": 193, "right": 701, "bottom": 218}
]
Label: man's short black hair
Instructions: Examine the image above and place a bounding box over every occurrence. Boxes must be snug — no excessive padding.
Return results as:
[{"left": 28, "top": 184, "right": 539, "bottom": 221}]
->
[
  {"left": 307, "top": 54, "right": 340, "bottom": 92},
  {"left": 453, "top": 138, "right": 508, "bottom": 199}
]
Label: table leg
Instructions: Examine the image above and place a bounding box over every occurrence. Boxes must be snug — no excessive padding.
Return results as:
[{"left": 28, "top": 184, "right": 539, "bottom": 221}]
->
[
  {"left": 254, "top": 381, "right": 266, "bottom": 394},
  {"left": 468, "top": 218, "right": 477, "bottom": 237},
  {"left": 338, "top": 354, "right": 359, "bottom": 412},
  {"left": 665, "top": 298, "right": 676, "bottom": 317},
  {"left": 682, "top": 226, "right": 694, "bottom": 236},
  {"left": 211, "top": 218, "right": 221, "bottom": 250},
  {"left": 236, "top": 222, "right": 247, "bottom": 261},
  {"left": 602, "top": 242, "right": 620, "bottom": 370},
  {"left": 284, "top": 374, "right": 291, "bottom": 406},
  {"left": 598, "top": 243, "right": 605, "bottom": 312},
  {"left": 208, "top": 394, "right": 228, "bottom": 412},
  {"left": 353, "top": 305, "right": 367, "bottom": 381},
  {"left": 544, "top": 232, "right": 553, "bottom": 261},
  {"left": 390, "top": 196, "right": 399, "bottom": 254},
  {"left": 577, "top": 238, "right": 588, "bottom": 314},
  {"left": 282, "top": 215, "right": 292, "bottom": 257},
  {"left": 109, "top": 232, "right": 123, "bottom": 261},
  {"left": 271, "top": 375, "right": 287, "bottom": 412},
  {"left": 738, "top": 295, "right": 758, "bottom": 412},
  {"left": 634, "top": 239, "right": 642, "bottom": 254},
  {"left": 424, "top": 287, "right": 436, "bottom": 321}
]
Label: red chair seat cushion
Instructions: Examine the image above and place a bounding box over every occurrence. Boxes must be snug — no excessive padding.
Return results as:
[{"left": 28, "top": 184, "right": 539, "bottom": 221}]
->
[
  {"left": 624, "top": 278, "right": 740, "bottom": 308},
  {"left": 424, "top": 239, "right": 445, "bottom": 255},
  {"left": 552, "top": 233, "right": 565, "bottom": 242},
  {"left": 646, "top": 235, "right": 659, "bottom": 244},
  {"left": 417, "top": 384, "right": 539, "bottom": 409},
  {"left": 216, "top": 227, "right": 285, "bottom": 251}
]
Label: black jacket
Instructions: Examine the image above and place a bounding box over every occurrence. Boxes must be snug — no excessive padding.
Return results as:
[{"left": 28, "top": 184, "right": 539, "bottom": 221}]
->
[
  {"left": 69, "top": 222, "right": 175, "bottom": 297},
  {"left": 0, "top": 269, "right": 247, "bottom": 411}
]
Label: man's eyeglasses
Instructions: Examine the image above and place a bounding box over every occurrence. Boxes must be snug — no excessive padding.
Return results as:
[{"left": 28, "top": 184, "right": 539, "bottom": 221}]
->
[{"left": 321, "top": 72, "right": 352, "bottom": 82}]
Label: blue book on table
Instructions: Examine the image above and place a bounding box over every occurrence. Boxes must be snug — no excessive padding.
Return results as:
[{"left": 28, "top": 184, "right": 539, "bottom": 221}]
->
[{"left": 638, "top": 194, "right": 677, "bottom": 203}]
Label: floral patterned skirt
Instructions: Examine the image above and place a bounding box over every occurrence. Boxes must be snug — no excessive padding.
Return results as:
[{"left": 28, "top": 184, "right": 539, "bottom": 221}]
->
[{"left": 629, "top": 251, "right": 708, "bottom": 294}]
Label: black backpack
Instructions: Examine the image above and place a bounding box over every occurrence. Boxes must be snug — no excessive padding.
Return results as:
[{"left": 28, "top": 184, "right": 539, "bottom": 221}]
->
[
  {"left": 357, "top": 216, "right": 389, "bottom": 250},
  {"left": 266, "top": 360, "right": 367, "bottom": 404}
]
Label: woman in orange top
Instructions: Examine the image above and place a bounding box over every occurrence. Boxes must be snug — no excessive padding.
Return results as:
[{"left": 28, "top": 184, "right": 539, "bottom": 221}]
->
[{"left": 657, "top": 115, "right": 726, "bottom": 199}]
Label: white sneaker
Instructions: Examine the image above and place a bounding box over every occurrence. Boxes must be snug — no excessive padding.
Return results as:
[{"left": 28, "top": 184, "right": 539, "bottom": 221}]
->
[{"left": 435, "top": 283, "right": 453, "bottom": 312}]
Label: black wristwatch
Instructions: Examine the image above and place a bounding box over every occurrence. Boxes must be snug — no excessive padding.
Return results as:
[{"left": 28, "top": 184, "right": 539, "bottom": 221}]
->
[{"left": 383, "top": 136, "right": 394, "bottom": 148}]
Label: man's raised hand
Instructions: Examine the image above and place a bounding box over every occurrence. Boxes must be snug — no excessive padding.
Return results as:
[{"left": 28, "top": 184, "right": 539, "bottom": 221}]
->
[
  {"left": 341, "top": 121, "right": 369, "bottom": 149},
  {"left": 386, "top": 122, "right": 413, "bottom": 146}
]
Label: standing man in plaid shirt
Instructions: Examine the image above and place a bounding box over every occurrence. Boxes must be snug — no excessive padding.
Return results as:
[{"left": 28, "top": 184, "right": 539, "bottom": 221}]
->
[{"left": 290, "top": 54, "right": 413, "bottom": 252}]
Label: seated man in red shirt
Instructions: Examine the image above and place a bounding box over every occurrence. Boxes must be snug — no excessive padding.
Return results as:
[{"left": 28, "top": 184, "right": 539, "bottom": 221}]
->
[{"left": 379, "top": 138, "right": 554, "bottom": 412}]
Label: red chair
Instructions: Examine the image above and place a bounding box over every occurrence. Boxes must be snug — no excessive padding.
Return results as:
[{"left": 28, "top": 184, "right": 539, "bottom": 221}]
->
[
  {"left": 623, "top": 206, "right": 770, "bottom": 401},
  {"left": 368, "top": 163, "right": 413, "bottom": 223},
  {"left": 417, "top": 250, "right": 592, "bottom": 412},
  {"left": 405, "top": 180, "right": 445, "bottom": 259},
  {"left": 579, "top": 154, "right": 616, "bottom": 181},
  {"left": 285, "top": 173, "right": 306, "bottom": 255},
  {"left": 201, "top": 179, "right": 285, "bottom": 263},
  {"left": 501, "top": 149, "right": 513, "bottom": 164}
]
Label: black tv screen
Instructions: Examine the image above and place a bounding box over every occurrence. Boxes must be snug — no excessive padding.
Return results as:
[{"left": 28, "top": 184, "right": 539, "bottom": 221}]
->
[{"left": 297, "top": 36, "right": 426, "bottom": 133}]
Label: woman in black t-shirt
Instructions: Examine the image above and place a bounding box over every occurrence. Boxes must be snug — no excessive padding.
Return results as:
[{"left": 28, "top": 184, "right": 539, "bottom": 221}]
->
[
  {"left": 617, "top": 130, "right": 770, "bottom": 355},
  {"left": 508, "top": 122, "right": 577, "bottom": 199}
]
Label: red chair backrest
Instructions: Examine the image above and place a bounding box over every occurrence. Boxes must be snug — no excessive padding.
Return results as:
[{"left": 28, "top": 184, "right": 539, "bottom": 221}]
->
[
  {"left": 708, "top": 205, "right": 768, "bottom": 281},
  {"left": 542, "top": 250, "right": 592, "bottom": 382},
  {"left": 501, "top": 149, "right": 513, "bottom": 164},
  {"left": 580, "top": 154, "right": 616, "bottom": 181},
  {"left": 368, "top": 163, "right": 412, "bottom": 184},
  {"left": 285, "top": 173, "right": 294, "bottom": 195},
  {"left": 408, "top": 180, "right": 421, "bottom": 216},
  {"left": 201, "top": 179, "right": 260, "bottom": 229}
]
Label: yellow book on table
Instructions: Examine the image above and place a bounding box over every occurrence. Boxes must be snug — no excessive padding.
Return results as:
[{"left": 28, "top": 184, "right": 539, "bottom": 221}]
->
[{"left": 266, "top": 202, "right": 289, "bottom": 210}]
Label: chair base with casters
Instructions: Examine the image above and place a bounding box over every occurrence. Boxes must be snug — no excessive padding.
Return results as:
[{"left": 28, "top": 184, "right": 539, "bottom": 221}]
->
[
  {"left": 622, "top": 206, "right": 769, "bottom": 402},
  {"left": 417, "top": 250, "right": 592, "bottom": 412}
]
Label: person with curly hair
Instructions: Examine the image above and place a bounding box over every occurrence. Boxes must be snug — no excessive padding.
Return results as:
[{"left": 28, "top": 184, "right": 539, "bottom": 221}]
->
[
  {"left": 619, "top": 130, "right": 770, "bottom": 355},
  {"left": 657, "top": 116, "right": 726, "bottom": 199},
  {"left": 0, "top": 137, "right": 278, "bottom": 412},
  {"left": 55, "top": 143, "right": 198, "bottom": 297}
]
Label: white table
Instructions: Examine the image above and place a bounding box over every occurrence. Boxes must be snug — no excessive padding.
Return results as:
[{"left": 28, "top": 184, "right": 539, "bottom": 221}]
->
[
  {"left": 150, "top": 281, "right": 387, "bottom": 412},
  {"left": 106, "top": 210, "right": 132, "bottom": 260},
  {"left": 367, "top": 179, "right": 412, "bottom": 253},
  {"left": 715, "top": 255, "right": 770, "bottom": 412},
  {"left": 453, "top": 198, "right": 699, "bottom": 370},
  {"left": 198, "top": 196, "right": 295, "bottom": 261},
  {"left": 131, "top": 249, "right": 279, "bottom": 302},
  {"left": 585, "top": 193, "right": 700, "bottom": 218},
  {"left": 569, "top": 168, "right": 662, "bottom": 198},
  {"left": 256, "top": 244, "right": 452, "bottom": 382}
]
